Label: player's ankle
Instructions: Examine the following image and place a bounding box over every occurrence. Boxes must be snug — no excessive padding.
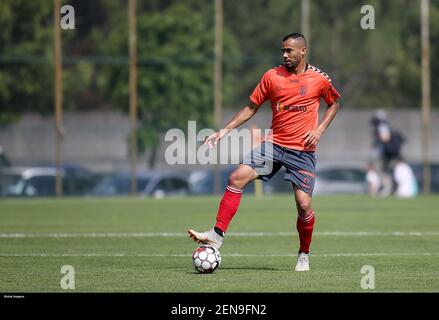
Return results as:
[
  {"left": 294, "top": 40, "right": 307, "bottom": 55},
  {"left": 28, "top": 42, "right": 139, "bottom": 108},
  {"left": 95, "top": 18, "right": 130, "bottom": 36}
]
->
[{"left": 214, "top": 227, "right": 225, "bottom": 237}]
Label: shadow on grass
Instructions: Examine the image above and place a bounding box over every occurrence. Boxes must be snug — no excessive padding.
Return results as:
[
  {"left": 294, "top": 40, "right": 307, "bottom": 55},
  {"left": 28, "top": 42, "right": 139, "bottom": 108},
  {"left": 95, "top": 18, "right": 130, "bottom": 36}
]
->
[
  {"left": 185, "top": 267, "right": 283, "bottom": 275},
  {"left": 216, "top": 266, "right": 283, "bottom": 271}
]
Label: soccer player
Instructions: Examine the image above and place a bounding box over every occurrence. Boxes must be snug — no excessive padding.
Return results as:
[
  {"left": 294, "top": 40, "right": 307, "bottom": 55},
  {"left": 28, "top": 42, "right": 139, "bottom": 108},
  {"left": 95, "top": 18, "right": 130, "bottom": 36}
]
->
[{"left": 188, "top": 33, "right": 341, "bottom": 271}]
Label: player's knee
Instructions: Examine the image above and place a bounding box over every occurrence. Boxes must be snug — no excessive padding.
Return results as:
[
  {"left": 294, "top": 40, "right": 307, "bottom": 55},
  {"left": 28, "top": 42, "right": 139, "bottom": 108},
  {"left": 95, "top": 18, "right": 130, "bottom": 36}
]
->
[
  {"left": 228, "top": 169, "right": 250, "bottom": 190},
  {"left": 296, "top": 200, "right": 311, "bottom": 216},
  {"left": 228, "top": 172, "right": 242, "bottom": 189}
]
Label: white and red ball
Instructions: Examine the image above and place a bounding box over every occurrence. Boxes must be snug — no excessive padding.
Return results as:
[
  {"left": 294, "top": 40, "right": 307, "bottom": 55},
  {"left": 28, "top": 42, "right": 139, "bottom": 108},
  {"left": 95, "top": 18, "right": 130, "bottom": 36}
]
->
[{"left": 192, "top": 245, "right": 221, "bottom": 273}]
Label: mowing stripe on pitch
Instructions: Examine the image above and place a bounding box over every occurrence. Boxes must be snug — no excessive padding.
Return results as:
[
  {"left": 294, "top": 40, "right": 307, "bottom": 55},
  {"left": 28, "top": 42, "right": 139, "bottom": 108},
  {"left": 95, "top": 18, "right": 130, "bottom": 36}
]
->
[
  {"left": 0, "top": 252, "right": 438, "bottom": 257},
  {"left": 0, "top": 231, "right": 438, "bottom": 238}
]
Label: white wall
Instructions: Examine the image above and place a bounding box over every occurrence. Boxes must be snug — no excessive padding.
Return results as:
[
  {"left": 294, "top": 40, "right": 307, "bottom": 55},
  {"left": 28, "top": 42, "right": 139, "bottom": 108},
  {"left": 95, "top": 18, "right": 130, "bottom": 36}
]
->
[{"left": 1, "top": 109, "right": 438, "bottom": 172}]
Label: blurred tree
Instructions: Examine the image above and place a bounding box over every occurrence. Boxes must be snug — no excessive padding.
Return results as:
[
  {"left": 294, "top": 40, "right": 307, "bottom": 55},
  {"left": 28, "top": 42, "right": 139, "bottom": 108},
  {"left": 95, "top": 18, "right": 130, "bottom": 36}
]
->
[
  {"left": 0, "top": 0, "right": 113, "bottom": 122},
  {"left": 1, "top": 0, "right": 439, "bottom": 139},
  {"left": 223, "top": 0, "right": 439, "bottom": 110},
  {"left": 96, "top": 2, "right": 240, "bottom": 168},
  {"left": 61, "top": 0, "right": 110, "bottom": 112},
  {"left": 311, "top": 0, "right": 422, "bottom": 108},
  {"left": 223, "top": 0, "right": 301, "bottom": 106},
  {"left": 430, "top": 2, "right": 439, "bottom": 108},
  {"left": 0, "top": 0, "right": 53, "bottom": 125}
]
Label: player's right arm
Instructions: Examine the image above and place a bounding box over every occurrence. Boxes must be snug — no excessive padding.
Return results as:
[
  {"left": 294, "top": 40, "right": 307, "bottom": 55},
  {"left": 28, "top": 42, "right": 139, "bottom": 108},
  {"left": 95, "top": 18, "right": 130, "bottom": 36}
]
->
[{"left": 204, "top": 101, "right": 260, "bottom": 148}]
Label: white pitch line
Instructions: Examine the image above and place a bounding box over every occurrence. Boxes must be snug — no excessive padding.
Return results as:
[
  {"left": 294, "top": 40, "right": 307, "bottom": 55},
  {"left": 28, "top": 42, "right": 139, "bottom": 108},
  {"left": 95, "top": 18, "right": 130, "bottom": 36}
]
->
[
  {"left": 0, "top": 231, "right": 439, "bottom": 238},
  {"left": 0, "top": 252, "right": 438, "bottom": 258}
]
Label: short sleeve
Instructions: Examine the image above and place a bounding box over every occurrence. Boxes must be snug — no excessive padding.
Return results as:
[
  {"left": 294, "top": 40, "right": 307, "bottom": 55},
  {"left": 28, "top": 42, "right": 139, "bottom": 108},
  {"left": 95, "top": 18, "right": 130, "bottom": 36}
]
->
[
  {"left": 320, "top": 78, "right": 341, "bottom": 105},
  {"left": 249, "top": 71, "right": 272, "bottom": 106}
]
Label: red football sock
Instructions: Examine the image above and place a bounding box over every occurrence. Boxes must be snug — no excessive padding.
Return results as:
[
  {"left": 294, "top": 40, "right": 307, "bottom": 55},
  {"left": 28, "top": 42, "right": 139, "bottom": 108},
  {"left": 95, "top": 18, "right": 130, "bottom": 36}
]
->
[
  {"left": 215, "top": 185, "right": 243, "bottom": 233},
  {"left": 296, "top": 210, "right": 315, "bottom": 253}
]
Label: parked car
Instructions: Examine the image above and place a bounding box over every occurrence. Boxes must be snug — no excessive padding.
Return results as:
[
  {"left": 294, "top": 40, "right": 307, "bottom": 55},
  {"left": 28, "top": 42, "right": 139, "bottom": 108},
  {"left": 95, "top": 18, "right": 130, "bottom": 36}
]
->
[
  {"left": 265, "top": 165, "right": 367, "bottom": 195},
  {"left": 2, "top": 166, "right": 96, "bottom": 197},
  {"left": 189, "top": 163, "right": 368, "bottom": 196},
  {"left": 188, "top": 167, "right": 234, "bottom": 195},
  {"left": 188, "top": 166, "right": 291, "bottom": 195},
  {"left": 314, "top": 164, "right": 367, "bottom": 195},
  {"left": 0, "top": 167, "right": 23, "bottom": 196},
  {"left": 90, "top": 171, "right": 190, "bottom": 198},
  {"left": 410, "top": 163, "right": 439, "bottom": 193}
]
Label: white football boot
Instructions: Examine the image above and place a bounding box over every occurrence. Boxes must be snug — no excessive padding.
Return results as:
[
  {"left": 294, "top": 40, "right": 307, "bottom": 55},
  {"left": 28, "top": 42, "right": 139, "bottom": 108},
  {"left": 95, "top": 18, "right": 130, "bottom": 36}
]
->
[
  {"left": 188, "top": 228, "right": 223, "bottom": 250},
  {"left": 295, "top": 252, "right": 310, "bottom": 272}
]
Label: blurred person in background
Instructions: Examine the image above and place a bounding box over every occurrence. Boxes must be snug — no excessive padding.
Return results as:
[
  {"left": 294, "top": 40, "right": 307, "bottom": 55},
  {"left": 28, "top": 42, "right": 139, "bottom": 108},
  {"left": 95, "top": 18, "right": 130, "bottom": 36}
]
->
[
  {"left": 369, "top": 109, "right": 405, "bottom": 197},
  {"left": 370, "top": 109, "right": 391, "bottom": 169},
  {"left": 366, "top": 162, "right": 381, "bottom": 197},
  {"left": 0, "top": 146, "right": 11, "bottom": 167},
  {"left": 393, "top": 157, "right": 418, "bottom": 198}
]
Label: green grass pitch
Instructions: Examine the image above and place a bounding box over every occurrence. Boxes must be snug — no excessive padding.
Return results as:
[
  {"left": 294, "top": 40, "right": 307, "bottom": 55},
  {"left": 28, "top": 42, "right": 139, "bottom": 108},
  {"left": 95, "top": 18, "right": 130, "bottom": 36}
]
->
[{"left": 0, "top": 195, "right": 438, "bottom": 292}]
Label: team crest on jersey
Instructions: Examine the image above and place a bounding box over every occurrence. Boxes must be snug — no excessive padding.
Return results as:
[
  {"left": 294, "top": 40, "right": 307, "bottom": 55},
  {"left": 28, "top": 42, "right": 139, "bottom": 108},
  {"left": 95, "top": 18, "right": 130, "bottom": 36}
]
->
[{"left": 299, "top": 86, "right": 307, "bottom": 96}]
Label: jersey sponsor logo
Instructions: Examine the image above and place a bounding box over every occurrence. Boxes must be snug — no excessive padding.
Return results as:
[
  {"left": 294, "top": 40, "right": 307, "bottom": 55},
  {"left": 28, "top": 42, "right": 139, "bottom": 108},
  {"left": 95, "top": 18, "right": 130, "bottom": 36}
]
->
[{"left": 275, "top": 102, "right": 308, "bottom": 113}]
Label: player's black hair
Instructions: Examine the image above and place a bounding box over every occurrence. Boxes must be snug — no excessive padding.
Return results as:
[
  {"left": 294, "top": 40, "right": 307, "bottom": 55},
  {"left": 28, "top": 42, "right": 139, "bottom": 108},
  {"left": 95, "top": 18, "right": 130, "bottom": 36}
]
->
[{"left": 282, "top": 33, "right": 307, "bottom": 47}]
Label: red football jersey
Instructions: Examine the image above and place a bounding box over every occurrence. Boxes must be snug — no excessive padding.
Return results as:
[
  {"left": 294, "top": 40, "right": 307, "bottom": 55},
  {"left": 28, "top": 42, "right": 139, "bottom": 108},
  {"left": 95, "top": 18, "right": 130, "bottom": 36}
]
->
[{"left": 249, "top": 63, "right": 341, "bottom": 151}]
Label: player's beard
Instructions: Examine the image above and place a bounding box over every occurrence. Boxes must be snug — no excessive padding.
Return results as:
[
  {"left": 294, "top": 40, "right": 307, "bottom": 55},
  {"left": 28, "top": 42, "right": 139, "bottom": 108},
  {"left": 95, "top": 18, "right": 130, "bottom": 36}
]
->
[{"left": 284, "top": 59, "right": 299, "bottom": 70}]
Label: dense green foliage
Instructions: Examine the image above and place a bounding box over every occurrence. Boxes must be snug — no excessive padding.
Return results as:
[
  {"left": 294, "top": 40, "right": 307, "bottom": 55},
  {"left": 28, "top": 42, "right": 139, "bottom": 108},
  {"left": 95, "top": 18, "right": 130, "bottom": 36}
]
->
[{"left": 1, "top": 0, "right": 439, "bottom": 160}]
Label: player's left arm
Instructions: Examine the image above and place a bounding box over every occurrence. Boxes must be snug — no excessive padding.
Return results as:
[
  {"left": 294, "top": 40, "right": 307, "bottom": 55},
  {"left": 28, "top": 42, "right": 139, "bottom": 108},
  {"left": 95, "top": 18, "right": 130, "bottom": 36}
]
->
[{"left": 303, "top": 99, "right": 340, "bottom": 148}]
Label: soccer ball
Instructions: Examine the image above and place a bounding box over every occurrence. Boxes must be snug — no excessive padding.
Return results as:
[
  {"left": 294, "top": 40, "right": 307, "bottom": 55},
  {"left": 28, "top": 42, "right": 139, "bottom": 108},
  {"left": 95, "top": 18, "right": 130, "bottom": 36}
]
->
[{"left": 192, "top": 245, "right": 221, "bottom": 274}]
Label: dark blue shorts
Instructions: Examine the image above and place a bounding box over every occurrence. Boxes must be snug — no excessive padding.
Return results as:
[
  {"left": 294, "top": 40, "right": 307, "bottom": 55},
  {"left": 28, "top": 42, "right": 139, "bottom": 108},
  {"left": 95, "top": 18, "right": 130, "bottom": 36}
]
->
[{"left": 240, "top": 141, "right": 316, "bottom": 195}]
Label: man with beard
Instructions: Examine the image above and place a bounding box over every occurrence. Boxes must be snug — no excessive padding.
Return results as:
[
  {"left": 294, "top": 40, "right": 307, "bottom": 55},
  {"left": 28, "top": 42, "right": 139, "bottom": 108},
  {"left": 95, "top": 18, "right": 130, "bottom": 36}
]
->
[{"left": 188, "top": 33, "right": 341, "bottom": 271}]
